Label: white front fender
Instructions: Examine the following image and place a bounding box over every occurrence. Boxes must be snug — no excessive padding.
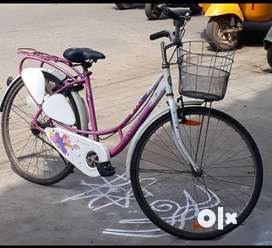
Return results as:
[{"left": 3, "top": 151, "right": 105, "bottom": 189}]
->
[{"left": 125, "top": 100, "right": 203, "bottom": 180}]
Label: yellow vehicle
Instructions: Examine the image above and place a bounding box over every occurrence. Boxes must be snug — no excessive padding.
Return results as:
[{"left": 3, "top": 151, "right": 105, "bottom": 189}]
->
[{"left": 199, "top": 3, "right": 272, "bottom": 50}]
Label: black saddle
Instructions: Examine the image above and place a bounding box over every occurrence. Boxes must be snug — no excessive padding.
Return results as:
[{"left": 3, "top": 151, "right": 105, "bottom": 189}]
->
[{"left": 63, "top": 47, "right": 105, "bottom": 64}]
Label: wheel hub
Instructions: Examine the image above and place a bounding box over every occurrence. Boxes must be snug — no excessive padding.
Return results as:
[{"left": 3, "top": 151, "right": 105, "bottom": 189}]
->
[
  {"left": 86, "top": 151, "right": 98, "bottom": 168},
  {"left": 192, "top": 169, "right": 203, "bottom": 177},
  {"left": 31, "top": 127, "right": 41, "bottom": 136},
  {"left": 30, "top": 121, "right": 50, "bottom": 136}
]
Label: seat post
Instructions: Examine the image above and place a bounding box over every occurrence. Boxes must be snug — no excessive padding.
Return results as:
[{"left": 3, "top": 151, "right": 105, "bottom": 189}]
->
[
  {"left": 82, "top": 65, "right": 89, "bottom": 74},
  {"left": 82, "top": 65, "right": 99, "bottom": 141}
]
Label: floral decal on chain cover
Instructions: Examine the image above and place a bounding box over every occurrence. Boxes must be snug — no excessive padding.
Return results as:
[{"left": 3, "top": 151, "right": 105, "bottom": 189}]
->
[{"left": 48, "top": 130, "right": 80, "bottom": 155}]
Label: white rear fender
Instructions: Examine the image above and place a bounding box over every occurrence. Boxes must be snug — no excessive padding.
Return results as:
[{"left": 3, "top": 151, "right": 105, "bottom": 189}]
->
[
  {"left": 21, "top": 67, "right": 76, "bottom": 126},
  {"left": 21, "top": 68, "right": 45, "bottom": 104},
  {"left": 42, "top": 94, "right": 76, "bottom": 126}
]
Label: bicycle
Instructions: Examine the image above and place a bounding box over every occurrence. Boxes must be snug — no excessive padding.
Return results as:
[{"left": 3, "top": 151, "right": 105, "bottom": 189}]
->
[{"left": 0, "top": 5, "right": 263, "bottom": 240}]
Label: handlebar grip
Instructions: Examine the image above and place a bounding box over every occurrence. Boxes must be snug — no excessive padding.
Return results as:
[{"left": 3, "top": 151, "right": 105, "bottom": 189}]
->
[{"left": 149, "top": 30, "right": 170, "bottom": 40}]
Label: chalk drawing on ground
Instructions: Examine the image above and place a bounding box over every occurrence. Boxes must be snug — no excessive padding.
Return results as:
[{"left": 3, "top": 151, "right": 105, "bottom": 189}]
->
[
  {"left": 61, "top": 173, "right": 156, "bottom": 211},
  {"left": 103, "top": 184, "right": 221, "bottom": 237},
  {"left": 60, "top": 173, "right": 221, "bottom": 238}
]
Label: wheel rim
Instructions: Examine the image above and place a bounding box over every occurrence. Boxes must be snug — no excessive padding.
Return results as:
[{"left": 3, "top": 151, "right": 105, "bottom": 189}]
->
[
  {"left": 133, "top": 108, "right": 260, "bottom": 237},
  {"left": 217, "top": 22, "right": 237, "bottom": 46},
  {"left": 4, "top": 80, "right": 69, "bottom": 180}
]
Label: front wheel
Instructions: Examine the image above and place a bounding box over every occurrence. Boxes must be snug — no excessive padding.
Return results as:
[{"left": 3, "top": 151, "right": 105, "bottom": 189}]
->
[
  {"left": 130, "top": 106, "right": 262, "bottom": 239},
  {"left": 206, "top": 16, "right": 240, "bottom": 51}
]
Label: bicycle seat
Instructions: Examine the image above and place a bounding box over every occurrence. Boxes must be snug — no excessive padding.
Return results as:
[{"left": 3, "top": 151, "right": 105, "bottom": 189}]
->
[{"left": 63, "top": 47, "right": 105, "bottom": 63}]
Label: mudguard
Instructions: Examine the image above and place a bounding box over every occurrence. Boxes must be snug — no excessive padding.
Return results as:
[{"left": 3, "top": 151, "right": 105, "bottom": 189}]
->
[
  {"left": 0, "top": 68, "right": 89, "bottom": 130},
  {"left": 0, "top": 68, "right": 65, "bottom": 111},
  {"left": 125, "top": 100, "right": 203, "bottom": 180},
  {"left": 204, "top": 4, "right": 244, "bottom": 22},
  {"left": 0, "top": 74, "right": 21, "bottom": 112}
]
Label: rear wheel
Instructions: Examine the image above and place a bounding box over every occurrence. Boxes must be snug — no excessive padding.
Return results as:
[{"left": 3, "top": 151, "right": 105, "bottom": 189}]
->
[
  {"left": 1, "top": 72, "right": 82, "bottom": 185},
  {"left": 130, "top": 106, "right": 262, "bottom": 239}
]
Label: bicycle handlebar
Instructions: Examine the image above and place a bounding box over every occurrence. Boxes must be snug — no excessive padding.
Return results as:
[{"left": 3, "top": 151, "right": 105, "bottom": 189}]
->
[
  {"left": 149, "top": 5, "right": 191, "bottom": 42},
  {"left": 160, "top": 4, "right": 191, "bottom": 21},
  {"left": 150, "top": 30, "right": 170, "bottom": 41}
]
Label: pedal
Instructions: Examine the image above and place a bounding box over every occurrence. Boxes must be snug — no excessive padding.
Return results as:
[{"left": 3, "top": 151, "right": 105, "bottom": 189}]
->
[{"left": 96, "top": 161, "right": 116, "bottom": 177}]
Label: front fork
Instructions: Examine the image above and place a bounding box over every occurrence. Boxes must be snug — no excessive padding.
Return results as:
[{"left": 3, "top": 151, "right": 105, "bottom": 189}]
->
[{"left": 163, "top": 68, "right": 200, "bottom": 173}]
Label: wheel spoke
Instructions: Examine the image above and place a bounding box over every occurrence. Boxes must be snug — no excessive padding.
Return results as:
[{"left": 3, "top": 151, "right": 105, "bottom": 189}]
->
[
  {"left": 139, "top": 168, "right": 192, "bottom": 175},
  {"left": 2, "top": 78, "right": 73, "bottom": 183},
  {"left": 131, "top": 107, "right": 261, "bottom": 238}
]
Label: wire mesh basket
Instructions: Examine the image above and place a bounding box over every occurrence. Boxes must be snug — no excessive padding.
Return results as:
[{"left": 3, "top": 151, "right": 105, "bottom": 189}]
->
[{"left": 178, "top": 40, "right": 235, "bottom": 101}]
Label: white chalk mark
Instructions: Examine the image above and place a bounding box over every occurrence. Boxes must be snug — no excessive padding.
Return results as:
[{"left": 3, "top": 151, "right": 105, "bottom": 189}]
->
[
  {"left": 61, "top": 173, "right": 156, "bottom": 211},
  {"left": 103, "top": 184, "right": 221, "bottom": 237},
  {"left": 103, "top": 228, "right": 164, "bottom": 233},
  {"left": 102, "top": 230, "right": 168, "bottom": 238},
  {"left": 60, "top": 172, "right": 221, "bottom": 238}
]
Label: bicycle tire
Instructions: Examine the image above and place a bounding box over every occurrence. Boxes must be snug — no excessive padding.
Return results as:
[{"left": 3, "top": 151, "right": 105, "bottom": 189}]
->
[
  {"left": 130, "top": 106, "right": 263, "bottom": 239},
  {"left": 1, "top": 72, "right": 82, "bottom": 185}
]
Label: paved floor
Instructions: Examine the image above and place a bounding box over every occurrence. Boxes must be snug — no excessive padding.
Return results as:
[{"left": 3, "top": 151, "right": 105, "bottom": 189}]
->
[{"left": 0, "top": 4, "right": 272, "bottom": 245}]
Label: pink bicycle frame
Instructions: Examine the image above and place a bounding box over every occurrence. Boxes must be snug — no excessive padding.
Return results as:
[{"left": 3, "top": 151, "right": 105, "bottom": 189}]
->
[{"left": 17, "top": 48, "right": 165, "bottom": 158}]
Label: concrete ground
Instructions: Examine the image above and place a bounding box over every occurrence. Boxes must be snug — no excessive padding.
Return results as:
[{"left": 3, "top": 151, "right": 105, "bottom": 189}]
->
[{"left": 0, "top": 4, "right": 272, "bottom": 245}]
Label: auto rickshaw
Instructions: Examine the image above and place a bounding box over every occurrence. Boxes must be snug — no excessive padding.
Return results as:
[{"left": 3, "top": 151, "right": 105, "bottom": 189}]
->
[
  {"left": 264, "top": 26, "right": 272, "bottom": 67},
  {"left": 199, "top": 3, "right": 272, "bottom": 51}
]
